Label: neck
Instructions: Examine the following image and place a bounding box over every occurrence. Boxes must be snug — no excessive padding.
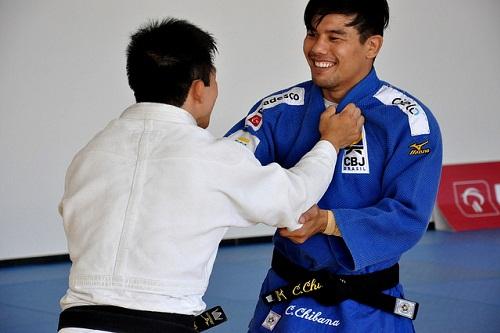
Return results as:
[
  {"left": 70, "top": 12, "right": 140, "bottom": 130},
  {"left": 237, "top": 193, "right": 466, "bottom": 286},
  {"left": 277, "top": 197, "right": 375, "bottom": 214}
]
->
[
  {"left": 322, "top": 66, "right": 373, "bottom": 103},
  {"left": 322, "top": 87, "right": 347, "bottom": 104}
]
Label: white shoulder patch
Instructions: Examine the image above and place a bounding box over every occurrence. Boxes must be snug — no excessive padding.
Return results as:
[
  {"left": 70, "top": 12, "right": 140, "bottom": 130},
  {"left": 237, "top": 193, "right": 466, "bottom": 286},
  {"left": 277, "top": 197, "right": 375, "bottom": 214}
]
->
[
  {"left": 245, "top": 87, "right": 305, "bottom": 131},
  {"left": 227, "top": 129, "right": 260, "bottom": 153},
  {"left": 260, "top": 87, "right": 305, "bottom": 110},
  {"left": 374, "top": 85, "right": 430, "bottom": 136}
]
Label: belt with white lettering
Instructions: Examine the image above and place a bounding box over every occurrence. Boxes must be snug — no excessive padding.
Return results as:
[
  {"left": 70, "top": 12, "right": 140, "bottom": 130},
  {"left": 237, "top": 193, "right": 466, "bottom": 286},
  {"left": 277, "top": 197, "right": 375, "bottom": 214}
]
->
[
  {"left": 58, "top": 304, "right": 227, "bottom": 332},
  {"left": 264, "top": 250, "right": 419, "bottom": 320}
]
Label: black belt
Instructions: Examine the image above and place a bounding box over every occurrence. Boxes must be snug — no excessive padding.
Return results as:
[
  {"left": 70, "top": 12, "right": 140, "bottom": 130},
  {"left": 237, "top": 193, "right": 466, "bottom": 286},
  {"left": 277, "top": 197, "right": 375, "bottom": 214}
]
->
[
  {"left": 264, "top": 250, "right": 419, "bottom": 320},
  {"left": 58, "top": 305, "right": 227, "bottom": 332}
]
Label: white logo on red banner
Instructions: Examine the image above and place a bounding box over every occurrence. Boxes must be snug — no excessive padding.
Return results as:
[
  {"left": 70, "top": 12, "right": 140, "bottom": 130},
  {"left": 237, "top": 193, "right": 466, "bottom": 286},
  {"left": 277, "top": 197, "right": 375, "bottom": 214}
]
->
[
  {"left": 436, "top": 162, "right": 500, "bottom": 232},
  {"left": 453, "top": 180, "right": 500, "bottom": 218}
]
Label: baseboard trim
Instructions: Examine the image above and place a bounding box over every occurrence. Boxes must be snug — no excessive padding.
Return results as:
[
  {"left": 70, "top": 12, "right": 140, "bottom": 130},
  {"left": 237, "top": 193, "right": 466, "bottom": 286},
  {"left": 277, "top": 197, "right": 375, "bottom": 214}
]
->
[
  {"left": 0, "top": 254, "right": 70, "bottom": 268},
  {"left": 220, "top": 236, "right": 273, "bottom": 247}
]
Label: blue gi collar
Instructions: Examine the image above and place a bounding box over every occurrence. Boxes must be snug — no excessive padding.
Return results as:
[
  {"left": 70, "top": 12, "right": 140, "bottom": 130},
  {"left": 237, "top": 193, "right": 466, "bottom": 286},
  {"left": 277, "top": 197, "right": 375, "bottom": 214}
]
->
[{"left": 336, "top": 67, "right": 382, "bottom": 112}]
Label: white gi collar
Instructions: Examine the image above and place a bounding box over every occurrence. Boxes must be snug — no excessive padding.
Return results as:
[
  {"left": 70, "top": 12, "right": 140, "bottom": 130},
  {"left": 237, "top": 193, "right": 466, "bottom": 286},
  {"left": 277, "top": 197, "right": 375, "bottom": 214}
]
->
[{"left": 120, "top": 102, "right": 197, "bottom": 126}]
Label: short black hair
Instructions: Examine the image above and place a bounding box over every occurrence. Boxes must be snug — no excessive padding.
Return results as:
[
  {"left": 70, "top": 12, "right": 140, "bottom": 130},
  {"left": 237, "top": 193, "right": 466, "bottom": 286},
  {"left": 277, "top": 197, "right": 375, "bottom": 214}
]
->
[
  {"left": 304, "top": 0, "right": 389, "bottom": 42},
  {"left": 126, "top": 18, "right": 217, "bottom": 107}
]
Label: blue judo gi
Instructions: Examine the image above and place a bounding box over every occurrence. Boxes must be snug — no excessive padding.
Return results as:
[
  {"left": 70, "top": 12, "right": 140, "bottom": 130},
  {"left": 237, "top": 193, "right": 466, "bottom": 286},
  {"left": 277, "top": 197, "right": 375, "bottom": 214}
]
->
[{"left": 226, "top": 68, "right": 443, "bottom": 333}]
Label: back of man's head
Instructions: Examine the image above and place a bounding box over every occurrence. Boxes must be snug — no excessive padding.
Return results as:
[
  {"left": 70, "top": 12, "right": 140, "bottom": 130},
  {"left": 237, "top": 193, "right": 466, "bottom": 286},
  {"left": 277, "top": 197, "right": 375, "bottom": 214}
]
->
[
  {"left": 126, "top": 18, "right": 217, "bottom": 107},
  {"left": 304, "top": 0, "right": 389, "bottom": 42}
]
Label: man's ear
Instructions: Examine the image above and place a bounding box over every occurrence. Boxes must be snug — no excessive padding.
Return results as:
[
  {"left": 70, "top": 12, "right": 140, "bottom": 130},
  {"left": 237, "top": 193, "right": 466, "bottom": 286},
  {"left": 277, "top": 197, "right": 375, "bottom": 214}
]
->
[
  {"left": 365, "top": 35, "right": 383, "bottom": 60},
  {"left": 190, "top": 79, "right": 206, "bottom": 104}
]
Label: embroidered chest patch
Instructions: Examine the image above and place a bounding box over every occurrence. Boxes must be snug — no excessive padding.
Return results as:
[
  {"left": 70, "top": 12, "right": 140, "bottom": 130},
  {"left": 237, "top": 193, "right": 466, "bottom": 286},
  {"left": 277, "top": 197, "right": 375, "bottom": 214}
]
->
[{"left": 342, "top": 127, "right": 370, "bottom": 174}]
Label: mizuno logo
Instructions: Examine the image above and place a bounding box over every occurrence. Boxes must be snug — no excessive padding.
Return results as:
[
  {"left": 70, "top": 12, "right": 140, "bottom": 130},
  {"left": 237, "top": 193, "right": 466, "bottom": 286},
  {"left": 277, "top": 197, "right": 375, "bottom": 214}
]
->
[{"left": 409, "top": 141, "right": 430, "bottom": 155}]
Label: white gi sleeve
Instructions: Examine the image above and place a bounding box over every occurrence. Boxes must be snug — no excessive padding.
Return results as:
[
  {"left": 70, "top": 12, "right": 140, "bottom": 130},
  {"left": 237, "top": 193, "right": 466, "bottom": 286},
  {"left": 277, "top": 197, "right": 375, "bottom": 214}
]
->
[{"left": 217, "top": 140, "right": 337, "bottom": 231}]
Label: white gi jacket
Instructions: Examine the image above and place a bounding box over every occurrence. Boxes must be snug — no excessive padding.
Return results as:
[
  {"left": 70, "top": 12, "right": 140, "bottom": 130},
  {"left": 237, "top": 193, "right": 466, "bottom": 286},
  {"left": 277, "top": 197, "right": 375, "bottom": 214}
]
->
[{"left": 59, "top": 103, "right": 337, "bottom": 316}]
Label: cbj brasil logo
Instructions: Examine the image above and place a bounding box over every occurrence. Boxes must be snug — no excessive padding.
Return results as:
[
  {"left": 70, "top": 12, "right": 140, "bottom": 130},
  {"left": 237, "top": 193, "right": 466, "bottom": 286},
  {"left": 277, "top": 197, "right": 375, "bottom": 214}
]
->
[
  {"left": 344, "top": 143, "right": 366, "bottom": 167},
  {"left": 342, "top": 129, "right": 369, "bottom": 174}
]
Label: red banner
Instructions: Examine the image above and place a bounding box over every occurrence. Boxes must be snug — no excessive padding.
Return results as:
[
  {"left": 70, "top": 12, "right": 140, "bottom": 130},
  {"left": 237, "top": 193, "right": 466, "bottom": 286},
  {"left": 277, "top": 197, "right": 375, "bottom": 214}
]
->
[{"left": 436, "top": 161, "right": 500, "bottom": 231}]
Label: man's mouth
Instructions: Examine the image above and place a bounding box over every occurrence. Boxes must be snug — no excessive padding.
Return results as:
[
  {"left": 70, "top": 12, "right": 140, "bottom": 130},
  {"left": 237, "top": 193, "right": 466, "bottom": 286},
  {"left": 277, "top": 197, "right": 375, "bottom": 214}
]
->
[{"left": 313, "top": 61, "right": 335, "bottom": 68}]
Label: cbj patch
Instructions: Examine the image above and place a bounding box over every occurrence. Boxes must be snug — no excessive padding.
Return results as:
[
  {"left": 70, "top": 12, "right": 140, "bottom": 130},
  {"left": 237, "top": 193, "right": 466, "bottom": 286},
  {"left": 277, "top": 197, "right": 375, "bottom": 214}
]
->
[{"left": 342, "top": 127, "right": 369, "bottom": 174}]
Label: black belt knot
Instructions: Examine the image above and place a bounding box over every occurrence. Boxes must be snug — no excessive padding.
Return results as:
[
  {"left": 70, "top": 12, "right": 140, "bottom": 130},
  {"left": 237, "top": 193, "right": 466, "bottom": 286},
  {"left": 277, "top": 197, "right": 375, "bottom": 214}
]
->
[{"left": 264, "top": 249, "right": 419, "bottom": 320}]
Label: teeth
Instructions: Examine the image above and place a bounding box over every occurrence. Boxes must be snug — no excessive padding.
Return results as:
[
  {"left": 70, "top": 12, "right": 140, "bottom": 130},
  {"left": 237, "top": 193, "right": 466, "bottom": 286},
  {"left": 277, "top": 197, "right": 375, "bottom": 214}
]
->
[{"left": 314, "top": 61, "right": 334, "bottom": 68}]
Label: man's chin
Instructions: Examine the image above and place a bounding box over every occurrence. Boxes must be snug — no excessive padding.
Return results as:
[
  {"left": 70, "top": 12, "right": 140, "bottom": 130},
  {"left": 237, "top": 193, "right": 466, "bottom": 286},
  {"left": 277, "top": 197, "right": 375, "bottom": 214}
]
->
[{"left": 311, "top": 76, "right": 335, "bottom": 90}]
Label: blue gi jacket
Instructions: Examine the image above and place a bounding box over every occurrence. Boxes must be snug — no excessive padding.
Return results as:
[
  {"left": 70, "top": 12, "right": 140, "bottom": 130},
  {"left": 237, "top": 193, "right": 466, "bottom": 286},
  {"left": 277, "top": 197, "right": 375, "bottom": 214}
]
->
[{"left": 226, "top": 68, "right": 442, "bottom": 333}]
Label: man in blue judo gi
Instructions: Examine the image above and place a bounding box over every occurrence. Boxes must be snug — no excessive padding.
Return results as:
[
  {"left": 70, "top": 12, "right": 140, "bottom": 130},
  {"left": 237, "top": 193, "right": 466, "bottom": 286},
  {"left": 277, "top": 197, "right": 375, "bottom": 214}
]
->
[{"left": 226, "top": 0, "right": 443, "bottom": 332}]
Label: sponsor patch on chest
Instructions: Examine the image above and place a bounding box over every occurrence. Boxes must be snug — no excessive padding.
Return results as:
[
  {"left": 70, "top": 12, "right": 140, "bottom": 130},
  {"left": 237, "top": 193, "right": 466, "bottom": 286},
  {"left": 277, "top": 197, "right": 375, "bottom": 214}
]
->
[{"left": 342, "top": 127, "right": 370, "bottom": 174}]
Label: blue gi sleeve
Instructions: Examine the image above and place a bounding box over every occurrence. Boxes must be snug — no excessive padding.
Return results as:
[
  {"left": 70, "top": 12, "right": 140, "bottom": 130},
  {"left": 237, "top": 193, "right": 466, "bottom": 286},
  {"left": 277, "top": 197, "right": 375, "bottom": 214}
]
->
[{"left": 331, "top": 109, "right": 443, "bottom": 271}]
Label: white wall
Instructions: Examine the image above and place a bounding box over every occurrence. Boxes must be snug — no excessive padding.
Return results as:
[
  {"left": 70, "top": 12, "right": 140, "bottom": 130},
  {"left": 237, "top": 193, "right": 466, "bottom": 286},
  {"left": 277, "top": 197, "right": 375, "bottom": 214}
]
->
[{"left": 1, "top": 0, "right": 499, "bottom": 260}]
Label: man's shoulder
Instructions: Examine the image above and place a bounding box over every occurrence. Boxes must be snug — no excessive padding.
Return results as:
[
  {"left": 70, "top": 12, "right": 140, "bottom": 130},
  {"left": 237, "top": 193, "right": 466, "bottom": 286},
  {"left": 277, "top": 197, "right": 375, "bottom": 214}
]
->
[
  {"left": 370, "top": 82, "right": 438, "bottom": 137},
  {"left": 255, "top": 80, "right": 313, "bottom": 111},
  {"left": 241, "top": 81, "right": 314, "bottom": 132},
  {"left": 372, "top": 82, "right": 431, "bottom": 111}
]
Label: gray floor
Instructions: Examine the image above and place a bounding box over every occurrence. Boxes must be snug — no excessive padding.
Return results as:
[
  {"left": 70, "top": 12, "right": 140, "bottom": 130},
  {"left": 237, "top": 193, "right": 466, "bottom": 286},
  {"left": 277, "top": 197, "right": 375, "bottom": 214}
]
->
[{"left": 1, "top": 229, "right": 500, "bottom": 333}]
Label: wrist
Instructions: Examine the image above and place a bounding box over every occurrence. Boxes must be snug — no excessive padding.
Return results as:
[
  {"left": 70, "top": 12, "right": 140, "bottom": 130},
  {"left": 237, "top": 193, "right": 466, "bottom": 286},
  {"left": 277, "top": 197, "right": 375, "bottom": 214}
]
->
[
  {"left": 319, "top": 209, "right": 328, "bottom": 233},
  {"left": 320, "top": 136, "right": 340, "bottom": 152},
  {"left": 322, "top": 210, "right": 341, "bottom": 236}
]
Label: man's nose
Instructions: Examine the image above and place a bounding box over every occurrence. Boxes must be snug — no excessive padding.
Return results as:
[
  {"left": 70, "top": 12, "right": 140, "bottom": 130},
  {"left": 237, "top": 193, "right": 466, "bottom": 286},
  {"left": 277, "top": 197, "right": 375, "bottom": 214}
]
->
[{"left": 311, "top": 37, "right": 328, "bottom": 55}]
